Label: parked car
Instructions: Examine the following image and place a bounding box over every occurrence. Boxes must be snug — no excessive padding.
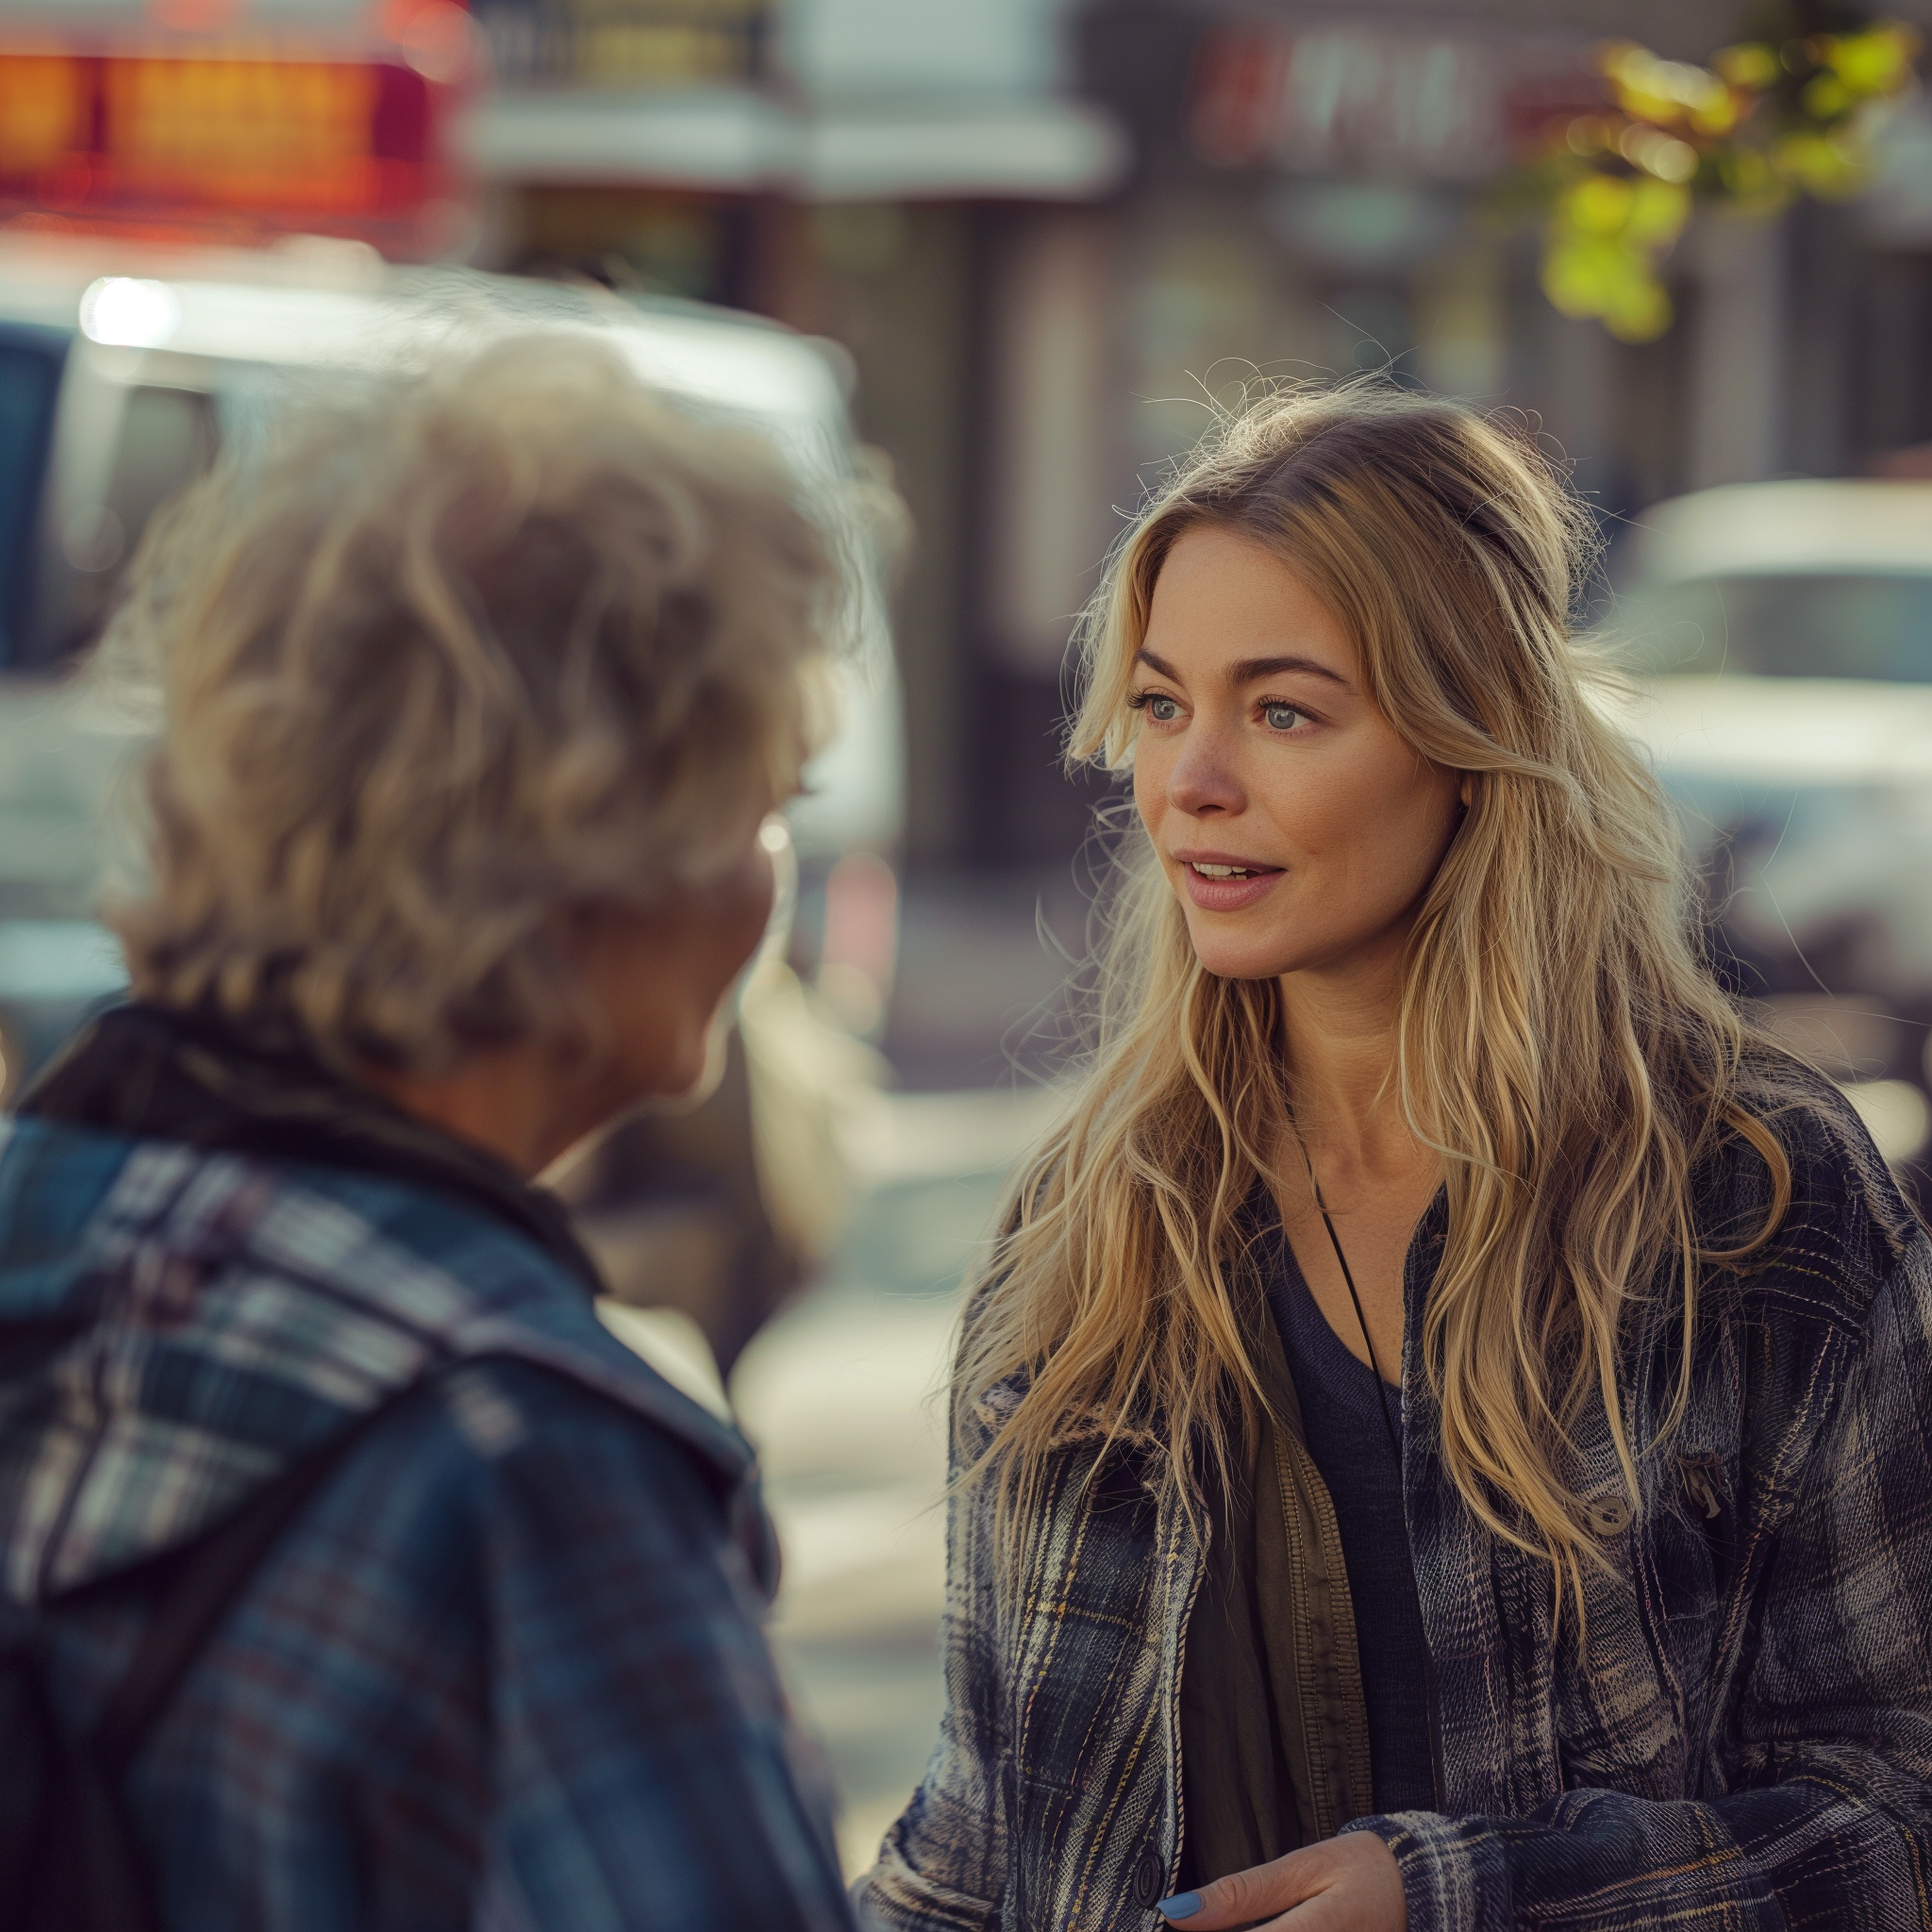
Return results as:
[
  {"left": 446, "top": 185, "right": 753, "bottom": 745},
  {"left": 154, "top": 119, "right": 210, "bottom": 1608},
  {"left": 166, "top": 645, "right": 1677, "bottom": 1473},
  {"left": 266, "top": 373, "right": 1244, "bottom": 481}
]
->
[
  {"left": 0, "top": 232, "right": 904, "bottom": 1368},
  {"left": 1607, "top": 477, "right": 1932, "bottom": 1177}
]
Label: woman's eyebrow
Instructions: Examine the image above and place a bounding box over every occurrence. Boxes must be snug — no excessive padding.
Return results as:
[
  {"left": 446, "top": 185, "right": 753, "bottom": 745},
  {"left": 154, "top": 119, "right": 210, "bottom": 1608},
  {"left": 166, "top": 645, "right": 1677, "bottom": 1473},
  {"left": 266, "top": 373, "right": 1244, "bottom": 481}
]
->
[
  {"left": 1229, "top": 653, "right": 1350, "bottom": 687},
  {"left": 1132, "top": 646, "right": 1352, "bottom": 688}
]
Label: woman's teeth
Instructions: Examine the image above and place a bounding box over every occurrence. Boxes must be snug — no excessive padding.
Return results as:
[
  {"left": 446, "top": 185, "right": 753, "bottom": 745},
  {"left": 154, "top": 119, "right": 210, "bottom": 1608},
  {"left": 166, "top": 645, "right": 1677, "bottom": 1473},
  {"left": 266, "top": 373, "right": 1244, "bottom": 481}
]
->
[{"left": 1191, "top": 862, "right": 1256, "bottom": 878}]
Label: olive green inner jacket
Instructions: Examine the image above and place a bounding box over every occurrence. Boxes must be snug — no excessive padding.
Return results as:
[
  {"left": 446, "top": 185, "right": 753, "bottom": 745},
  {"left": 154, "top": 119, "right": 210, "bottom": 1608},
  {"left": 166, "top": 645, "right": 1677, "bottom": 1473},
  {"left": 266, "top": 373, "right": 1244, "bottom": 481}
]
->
[{"left": 1176, "top": 1275, "right": 1380, "bottom": 1884}]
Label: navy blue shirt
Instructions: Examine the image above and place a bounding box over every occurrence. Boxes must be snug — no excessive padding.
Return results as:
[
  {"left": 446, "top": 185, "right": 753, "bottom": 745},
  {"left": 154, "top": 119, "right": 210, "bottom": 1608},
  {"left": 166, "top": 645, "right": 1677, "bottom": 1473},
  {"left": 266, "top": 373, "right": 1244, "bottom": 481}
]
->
[{"left": 1265, "top": 1231, "right": 1437, "bottom": 1814}]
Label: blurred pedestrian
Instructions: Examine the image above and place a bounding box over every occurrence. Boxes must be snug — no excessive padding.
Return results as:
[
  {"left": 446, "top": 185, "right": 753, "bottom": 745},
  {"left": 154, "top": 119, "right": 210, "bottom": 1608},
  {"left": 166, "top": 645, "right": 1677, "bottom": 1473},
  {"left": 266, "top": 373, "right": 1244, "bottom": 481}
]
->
[
  {"left": 858, "top": 387, "right": 1932, "bottom": 1930},
  {"left": 0, "top": 337, "right": 857, "bottom": 1931}
]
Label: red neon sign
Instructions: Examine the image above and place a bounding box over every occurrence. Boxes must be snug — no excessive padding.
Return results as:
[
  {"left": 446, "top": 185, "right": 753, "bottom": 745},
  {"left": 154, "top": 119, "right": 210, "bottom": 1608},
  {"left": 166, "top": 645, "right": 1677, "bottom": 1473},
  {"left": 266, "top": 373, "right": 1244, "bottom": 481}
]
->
[{"left": 0, "top": 43, "right": 460, "bottom": 256}]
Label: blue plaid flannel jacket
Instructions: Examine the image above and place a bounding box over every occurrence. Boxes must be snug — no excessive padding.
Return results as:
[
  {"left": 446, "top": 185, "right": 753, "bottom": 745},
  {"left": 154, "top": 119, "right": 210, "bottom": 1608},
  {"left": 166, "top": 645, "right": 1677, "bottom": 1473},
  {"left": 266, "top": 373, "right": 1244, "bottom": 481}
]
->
[
  {"left": 856, "top": 1083, "right": 1932, "bottom": 1932},
  {"left": 0, "top": 1114, "right": 854, "bottom": 1932}
]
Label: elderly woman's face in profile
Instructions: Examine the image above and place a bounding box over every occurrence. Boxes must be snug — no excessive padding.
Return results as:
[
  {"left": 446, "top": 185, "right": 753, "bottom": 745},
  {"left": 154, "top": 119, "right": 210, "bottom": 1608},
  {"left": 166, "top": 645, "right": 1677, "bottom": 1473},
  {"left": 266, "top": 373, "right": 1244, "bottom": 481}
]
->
[
  {"left": 577, "top": 821, "right": 778, "bottom": 1108},
  {"left": 361, "top": 808, "right": 782, "bottom": 1177}
]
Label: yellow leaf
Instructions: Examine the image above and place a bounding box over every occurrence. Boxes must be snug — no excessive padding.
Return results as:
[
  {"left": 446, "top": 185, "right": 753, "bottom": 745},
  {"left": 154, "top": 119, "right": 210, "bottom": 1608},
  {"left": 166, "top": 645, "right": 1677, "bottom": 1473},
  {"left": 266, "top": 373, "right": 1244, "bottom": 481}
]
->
[
  {"left": 1606, "top": 276, "right": 1673, "bottom": 342},
  {"left": 1563, "top": 172, "right": 1636, "bottom": 236},
  {"left": 1823, "top": 27, "right": 1918, "bottom": 96},
  {"left": 1626, "top": 176, "right": 1691, "bottom": 243},
  {"left": 1619, "top": 125, "right": 1699, "bottom": 183},
  {"left": 1714, "top": 42, "right": 1779, "bottom": 90},
  {"left": 1803, "top": 73, "right": 1851, "bottom": 118},
  {"left": 1541, "top": 236, "right": 1625, "bottom": 316},
  {"left": 1689, "top": 92, "right": 1740, "bottom": 136}
]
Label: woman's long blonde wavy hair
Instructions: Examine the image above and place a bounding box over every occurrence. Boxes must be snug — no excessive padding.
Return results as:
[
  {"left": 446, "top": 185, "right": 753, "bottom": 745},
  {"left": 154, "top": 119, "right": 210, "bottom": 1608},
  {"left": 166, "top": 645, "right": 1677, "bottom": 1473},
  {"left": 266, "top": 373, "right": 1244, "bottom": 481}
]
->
[{"left": 957, "top": 383, "right": 1790, "bottom": 1607}]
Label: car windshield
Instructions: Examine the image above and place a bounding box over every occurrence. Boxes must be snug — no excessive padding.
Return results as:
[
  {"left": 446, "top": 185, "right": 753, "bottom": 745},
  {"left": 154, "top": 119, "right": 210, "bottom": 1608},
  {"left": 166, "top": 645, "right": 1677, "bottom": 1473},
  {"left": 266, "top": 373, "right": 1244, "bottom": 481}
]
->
[
  {"left": 1620, "top": 573, "right": 1932, "bottom": 681},
  {"left": 0, "top": 331, "right": 64, "bottom": 669}
]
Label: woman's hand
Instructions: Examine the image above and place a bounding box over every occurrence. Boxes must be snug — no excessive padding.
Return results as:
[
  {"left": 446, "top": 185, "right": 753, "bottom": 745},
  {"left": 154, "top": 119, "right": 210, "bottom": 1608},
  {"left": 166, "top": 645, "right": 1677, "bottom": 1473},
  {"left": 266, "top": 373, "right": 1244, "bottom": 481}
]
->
[{"left": 1157, "top": 1831, "right": 1407, "bottom": 1932}]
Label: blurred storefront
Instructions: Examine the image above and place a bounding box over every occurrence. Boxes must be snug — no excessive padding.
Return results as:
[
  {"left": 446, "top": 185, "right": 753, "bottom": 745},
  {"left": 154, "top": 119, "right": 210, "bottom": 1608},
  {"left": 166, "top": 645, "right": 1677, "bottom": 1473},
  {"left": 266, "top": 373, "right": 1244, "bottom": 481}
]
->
[
  {"left": 12, "top": 1, "right": 1932, "bottom": 882},
  {"left": 459, "top": 0, "right": 1129, "bottom": 870},
  {"left": 1077, "top": 0, "right": 1932, "bottom": 510},
  {"left": 462, "top": 0, "right": 1932, "bottom": 877}
]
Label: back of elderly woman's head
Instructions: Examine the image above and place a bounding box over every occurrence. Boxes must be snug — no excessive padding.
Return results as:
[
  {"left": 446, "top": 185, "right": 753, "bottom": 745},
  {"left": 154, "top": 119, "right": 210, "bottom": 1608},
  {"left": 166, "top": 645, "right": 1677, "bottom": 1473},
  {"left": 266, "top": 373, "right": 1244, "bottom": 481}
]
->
[{"left": 103, "top": 334, "right": 840, "bottom": 1075}]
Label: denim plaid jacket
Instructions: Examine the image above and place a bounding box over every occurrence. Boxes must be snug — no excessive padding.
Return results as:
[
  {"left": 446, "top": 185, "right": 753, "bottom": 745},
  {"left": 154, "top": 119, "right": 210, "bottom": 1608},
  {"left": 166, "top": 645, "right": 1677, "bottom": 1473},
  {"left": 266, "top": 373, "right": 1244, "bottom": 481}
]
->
[
  {"left": 0, "top": 1111, "right": 853, "bottom": 1932},
  {"left": 857, "top": 1087, "right": 1932, "bottom": 1932}
]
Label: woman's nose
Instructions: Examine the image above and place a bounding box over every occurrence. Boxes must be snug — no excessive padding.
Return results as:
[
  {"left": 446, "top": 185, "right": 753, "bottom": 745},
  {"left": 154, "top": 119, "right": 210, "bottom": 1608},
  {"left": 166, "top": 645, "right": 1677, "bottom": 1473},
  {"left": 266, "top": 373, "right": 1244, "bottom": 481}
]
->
[{"left": 1166, "top": 734, "right": 1244, "bottom": 818}]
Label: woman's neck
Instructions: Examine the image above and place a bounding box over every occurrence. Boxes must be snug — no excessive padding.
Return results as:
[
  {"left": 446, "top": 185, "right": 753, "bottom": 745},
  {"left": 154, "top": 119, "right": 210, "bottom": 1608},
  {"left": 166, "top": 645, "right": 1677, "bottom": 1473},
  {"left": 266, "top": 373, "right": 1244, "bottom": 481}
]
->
[{"left": 1276, "top": 938, "right": 1420, "bottom": 1180}]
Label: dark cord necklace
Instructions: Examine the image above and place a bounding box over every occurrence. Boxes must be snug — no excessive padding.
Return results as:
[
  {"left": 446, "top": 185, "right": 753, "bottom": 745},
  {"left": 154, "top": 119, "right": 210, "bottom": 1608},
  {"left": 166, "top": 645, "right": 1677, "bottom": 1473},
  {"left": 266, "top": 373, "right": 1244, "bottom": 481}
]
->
[{"left": 1299, "top": 1145, "right": 1405, "bottom": 1472}]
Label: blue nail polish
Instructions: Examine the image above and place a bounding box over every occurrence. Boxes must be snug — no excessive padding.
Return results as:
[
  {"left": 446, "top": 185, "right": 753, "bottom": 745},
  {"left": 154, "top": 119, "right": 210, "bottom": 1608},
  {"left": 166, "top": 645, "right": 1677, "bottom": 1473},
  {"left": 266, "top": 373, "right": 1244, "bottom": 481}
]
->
[{"left": 1157, "top": 1894, "right": 1202, "bottom": 1921}]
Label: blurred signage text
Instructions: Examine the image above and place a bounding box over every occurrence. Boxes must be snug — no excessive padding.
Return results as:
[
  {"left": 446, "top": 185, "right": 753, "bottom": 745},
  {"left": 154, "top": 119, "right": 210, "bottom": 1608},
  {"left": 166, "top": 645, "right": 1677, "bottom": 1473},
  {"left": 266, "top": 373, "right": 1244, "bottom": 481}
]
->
[
  {"left": 0, "top": 42, "right": 459, "bottom": 254},
  {"left": 1189, "top": 24, "right": 1601, "bottom": 182},
  {"left": 475, "top": 0, "right": 770, "bottom": 89}
]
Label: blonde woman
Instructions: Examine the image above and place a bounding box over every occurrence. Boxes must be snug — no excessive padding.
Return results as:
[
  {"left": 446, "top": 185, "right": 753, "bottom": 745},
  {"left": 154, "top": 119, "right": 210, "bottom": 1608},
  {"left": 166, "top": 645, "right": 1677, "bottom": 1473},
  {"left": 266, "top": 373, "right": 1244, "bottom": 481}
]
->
[
  {"left": 0, "top": 338, "right": 858, "bottom": 1930},
  {"left": 857, "top": 389, "right": 1932, "bottom": 1932}
]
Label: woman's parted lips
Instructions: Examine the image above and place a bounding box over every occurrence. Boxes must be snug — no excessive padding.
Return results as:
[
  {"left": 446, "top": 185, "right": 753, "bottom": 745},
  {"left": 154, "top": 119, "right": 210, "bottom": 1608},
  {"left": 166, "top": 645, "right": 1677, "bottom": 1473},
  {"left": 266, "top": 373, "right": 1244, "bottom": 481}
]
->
[{"left": 1169, "top": 847, "right": 1286, "bottom": 875}]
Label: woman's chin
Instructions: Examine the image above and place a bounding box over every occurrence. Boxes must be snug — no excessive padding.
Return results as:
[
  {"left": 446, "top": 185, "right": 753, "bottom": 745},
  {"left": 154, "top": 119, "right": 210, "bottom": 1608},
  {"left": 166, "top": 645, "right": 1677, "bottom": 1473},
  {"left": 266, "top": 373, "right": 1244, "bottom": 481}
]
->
[{"left": 1185, "top": 924, "right": 1301, "bottom": 983}]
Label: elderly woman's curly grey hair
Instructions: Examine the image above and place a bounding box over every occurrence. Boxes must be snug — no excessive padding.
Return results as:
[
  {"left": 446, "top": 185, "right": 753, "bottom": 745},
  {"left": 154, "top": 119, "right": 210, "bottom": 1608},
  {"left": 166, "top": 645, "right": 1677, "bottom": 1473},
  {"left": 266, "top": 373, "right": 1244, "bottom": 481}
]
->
[{"left": 102, "top": 332, "right": 843, "bottom": 1074}]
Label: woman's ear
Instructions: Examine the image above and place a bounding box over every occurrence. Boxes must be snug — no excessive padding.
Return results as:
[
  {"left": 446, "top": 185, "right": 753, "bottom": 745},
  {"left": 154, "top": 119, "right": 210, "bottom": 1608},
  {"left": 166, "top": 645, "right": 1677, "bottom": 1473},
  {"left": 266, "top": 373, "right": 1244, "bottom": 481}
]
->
[{"left": 1457, "top": 773, "right": 1474, "bottom": 809}]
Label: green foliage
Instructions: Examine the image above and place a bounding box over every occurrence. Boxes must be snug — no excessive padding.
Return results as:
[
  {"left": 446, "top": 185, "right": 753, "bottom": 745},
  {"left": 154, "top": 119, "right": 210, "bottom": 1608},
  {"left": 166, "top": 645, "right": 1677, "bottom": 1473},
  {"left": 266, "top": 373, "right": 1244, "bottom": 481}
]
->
[{"left": 1516, "top": 9, "right": 1917, "bottom": 341}]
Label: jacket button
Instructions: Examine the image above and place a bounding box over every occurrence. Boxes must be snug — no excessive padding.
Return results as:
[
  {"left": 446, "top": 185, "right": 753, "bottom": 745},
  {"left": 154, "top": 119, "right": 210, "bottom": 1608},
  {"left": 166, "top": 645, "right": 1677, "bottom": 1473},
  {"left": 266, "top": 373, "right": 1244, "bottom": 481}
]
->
[
  {"left": 1134, "top": 1851, "right": 1165, "bottom": 1907},
  {"left": 1588, "top": 1495, "right": 1631, "bottom": 1535}
]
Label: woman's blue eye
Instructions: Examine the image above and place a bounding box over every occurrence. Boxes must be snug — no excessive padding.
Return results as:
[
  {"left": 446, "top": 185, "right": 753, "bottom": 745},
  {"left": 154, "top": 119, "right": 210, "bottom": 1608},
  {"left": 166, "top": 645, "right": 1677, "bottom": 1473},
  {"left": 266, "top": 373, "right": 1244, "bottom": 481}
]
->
[
  {"left": 1263, "top": 702, "right": 1304, "bottom": 731},
  {"left": 1144, "top": 694, "right": 1179, "bottom": 723}
]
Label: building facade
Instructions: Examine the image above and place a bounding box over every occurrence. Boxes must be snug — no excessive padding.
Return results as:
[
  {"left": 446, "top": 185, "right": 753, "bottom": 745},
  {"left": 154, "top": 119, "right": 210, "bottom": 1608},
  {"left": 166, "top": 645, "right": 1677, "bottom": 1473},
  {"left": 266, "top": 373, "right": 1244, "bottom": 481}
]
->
[
  {"left": 8, "top": 0, "right": 1932, "bottom": 870},
  {"left": 924, "top": 0, "right": 1932, "bottom": 868}
]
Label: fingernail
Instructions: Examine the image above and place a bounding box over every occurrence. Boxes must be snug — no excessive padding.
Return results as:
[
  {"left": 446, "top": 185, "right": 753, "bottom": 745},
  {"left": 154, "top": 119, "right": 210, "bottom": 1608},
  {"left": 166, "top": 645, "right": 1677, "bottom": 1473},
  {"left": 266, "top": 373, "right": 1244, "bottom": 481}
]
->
[{"left": 1157, "top": 1895, "right": 1202, "bottom": 1921}]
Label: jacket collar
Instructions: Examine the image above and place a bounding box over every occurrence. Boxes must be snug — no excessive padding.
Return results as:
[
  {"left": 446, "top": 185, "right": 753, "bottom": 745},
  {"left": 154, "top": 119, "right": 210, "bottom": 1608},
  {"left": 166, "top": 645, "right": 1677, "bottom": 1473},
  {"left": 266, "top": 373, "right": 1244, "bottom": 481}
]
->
[{"left": 17, "top": 1001, "right": 604, "bottom": 1297}]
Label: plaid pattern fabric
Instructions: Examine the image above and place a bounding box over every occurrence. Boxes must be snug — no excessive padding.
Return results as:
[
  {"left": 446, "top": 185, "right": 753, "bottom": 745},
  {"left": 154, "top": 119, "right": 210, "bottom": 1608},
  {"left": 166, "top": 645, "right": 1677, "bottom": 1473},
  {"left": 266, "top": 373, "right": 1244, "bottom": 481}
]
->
[
  {"left": 856, "top": 1087, "right": 1932, "bottom": 1932},
  {"left": 0, "top": 1116, "right": 853, "bottom": 1932}
]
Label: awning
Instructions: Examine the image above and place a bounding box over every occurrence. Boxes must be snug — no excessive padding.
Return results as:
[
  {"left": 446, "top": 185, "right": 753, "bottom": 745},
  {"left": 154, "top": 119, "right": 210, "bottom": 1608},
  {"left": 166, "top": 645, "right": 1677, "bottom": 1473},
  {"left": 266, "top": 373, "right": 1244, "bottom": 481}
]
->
[
  {"left": 807, "top": 97, "right": 1126, "bottom": 201},
  {"left": 458, "top": 86, "right": 1128, "bottom": 201}
]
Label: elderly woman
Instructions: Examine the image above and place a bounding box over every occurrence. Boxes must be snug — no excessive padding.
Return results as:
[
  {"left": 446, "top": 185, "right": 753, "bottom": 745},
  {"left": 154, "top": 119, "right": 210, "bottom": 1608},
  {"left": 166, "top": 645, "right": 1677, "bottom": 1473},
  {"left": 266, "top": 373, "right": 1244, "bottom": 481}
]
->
[{"left": 0, "top": 338, "right": 857, "bottom": 1930}]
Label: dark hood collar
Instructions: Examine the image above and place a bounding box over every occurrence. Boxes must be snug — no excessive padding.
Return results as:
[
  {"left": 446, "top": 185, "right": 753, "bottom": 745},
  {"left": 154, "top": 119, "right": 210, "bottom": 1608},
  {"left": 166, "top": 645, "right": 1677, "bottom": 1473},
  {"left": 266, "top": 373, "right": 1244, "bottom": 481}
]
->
[{"left": 16, "top": 1002, "right": 604, "bottom": 1297}]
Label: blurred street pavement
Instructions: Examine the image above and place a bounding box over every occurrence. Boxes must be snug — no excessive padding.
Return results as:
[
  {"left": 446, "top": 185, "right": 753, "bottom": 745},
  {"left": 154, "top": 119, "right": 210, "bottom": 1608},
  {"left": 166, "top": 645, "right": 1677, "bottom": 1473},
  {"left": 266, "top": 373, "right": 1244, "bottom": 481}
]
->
[{"left": 731, "top": 1086, "right": 1061, "bottom": 1877}]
